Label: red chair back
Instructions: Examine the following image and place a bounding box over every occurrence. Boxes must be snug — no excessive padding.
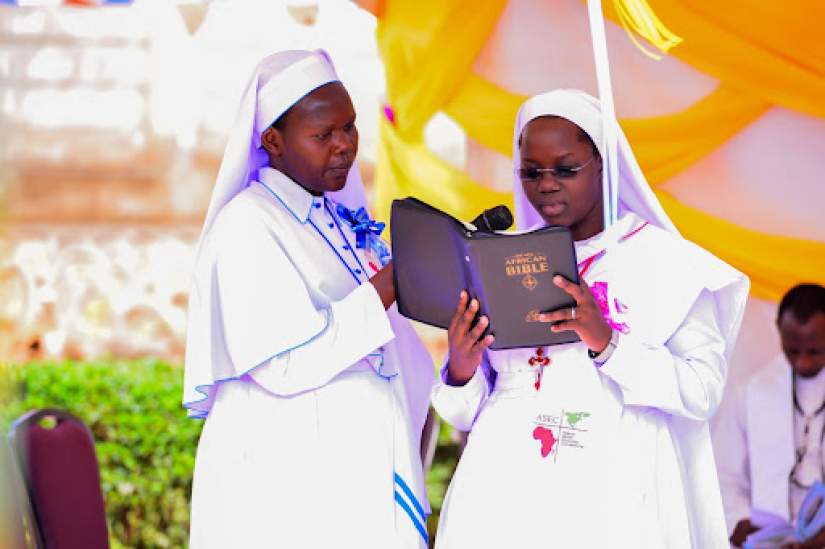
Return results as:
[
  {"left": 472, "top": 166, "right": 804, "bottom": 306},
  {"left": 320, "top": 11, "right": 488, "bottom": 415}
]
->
[{"left": 9, "top": 409, "right": 109, "bottom": 549}]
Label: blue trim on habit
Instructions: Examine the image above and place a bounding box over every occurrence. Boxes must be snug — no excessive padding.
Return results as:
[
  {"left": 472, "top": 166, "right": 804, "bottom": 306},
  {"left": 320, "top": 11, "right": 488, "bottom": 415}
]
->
[
  {"left": 325, "top": 198, "right": 369, "bottom": 275},
  {"left": 394, "top": 491, "right": 428, "bottom": 543},
  {"left": 259, "top": 181, "right": 367, "bottom": 283},
  {"left": 307, "top": 217, "right": 362, "bottom": 285},
  {"left": 367, "top": 351, "right": 397, "bottom": 380},
  {"left": 258, "top": 179, "right": 312, "bottom": 224},
  {"left": 182, "top": 308, "right": 333, "bottom": 418},
  {"left": 394, "top": 473, "right": 427, "bottom": 524}
]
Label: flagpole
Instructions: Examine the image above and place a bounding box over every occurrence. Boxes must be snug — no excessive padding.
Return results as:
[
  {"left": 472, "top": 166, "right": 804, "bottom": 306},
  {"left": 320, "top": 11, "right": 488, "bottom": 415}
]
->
[{"left": 587, "top": 0, "right": 619, "bottom": 228}]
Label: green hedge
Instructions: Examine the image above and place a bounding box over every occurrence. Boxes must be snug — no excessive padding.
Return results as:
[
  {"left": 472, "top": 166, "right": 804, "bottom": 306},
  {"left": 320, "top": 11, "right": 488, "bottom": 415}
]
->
[
  {"left": 0, "top": 360, "right": 202, "bottom": 549},
  {"left": 426, "top": 421, "right": 462, "bottom": 541},
  {"left": 0, "top": 360, "right": 462, "bottom": 547}
]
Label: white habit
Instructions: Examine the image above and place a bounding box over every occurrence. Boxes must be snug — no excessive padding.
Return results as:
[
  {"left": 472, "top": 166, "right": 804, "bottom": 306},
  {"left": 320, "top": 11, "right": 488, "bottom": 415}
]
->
[
  {"left": 431, "top": 90, "right": 749, "bottom": 549},
  {"left": 183, "top": 51, "right": 434, "bottom": 549}
]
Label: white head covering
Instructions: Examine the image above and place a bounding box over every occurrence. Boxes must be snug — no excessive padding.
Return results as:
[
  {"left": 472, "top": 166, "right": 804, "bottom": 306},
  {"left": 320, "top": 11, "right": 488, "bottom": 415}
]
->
[
  {"left": 197, "top": 49, "right": 367, "bottom": 248},
  {"left": 512, "top": 89, "right": 677, "bottom": 234}
]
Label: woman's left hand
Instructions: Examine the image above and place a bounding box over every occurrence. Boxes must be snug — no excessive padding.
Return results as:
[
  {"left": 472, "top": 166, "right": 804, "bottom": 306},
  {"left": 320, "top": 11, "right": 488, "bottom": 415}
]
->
[{"left": 538, "top": 275, "right": 612, "bottom": 354}]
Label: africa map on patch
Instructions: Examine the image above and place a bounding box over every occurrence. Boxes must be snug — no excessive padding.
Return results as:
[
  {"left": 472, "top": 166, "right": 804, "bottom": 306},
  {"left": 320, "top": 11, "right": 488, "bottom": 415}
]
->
[
  {"left": 532, "top": 426, "right": 556, "bottom": 457},
  {"left": 533, "top": 410, "right": 590, "bottom": 462}
]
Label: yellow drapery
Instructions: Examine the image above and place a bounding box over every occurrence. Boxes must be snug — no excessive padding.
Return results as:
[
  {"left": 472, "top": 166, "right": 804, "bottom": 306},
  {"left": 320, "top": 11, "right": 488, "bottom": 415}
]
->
[
  {"left": 376, "top": 0, "right": 509, "bottom": 138},
  {"left": 658, "top": 193, "right": 825, "bottom": 302},
  {"left": 603, "top": 0, "right": 825, "bottom": 119},
  {"left": 373, "top": 0, "right": 825, "bottom": 300},
  {"left": 375, "top": 116, "right": 514, "bottom": 227},
  {"left": 374, "top": 0, "right": 511, "bottom": 224},
  {"left": 443, "top": 79, "right": 770, "bottom": 186}
]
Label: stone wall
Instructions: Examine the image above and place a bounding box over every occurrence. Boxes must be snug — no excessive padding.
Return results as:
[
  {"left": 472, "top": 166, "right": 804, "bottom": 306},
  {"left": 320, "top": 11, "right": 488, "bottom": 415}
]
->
[
  {"left": 0, "top": 5, "right": 218, "bottom": 224},
  {"left": 0, "top": 3, "right": 441, "bottom": 364},
  {"left": 0, "top": 6, "right": 212, "bottom": 361},
  {"left": 0, "top": 224, "right": 197, "bottom": 362}
]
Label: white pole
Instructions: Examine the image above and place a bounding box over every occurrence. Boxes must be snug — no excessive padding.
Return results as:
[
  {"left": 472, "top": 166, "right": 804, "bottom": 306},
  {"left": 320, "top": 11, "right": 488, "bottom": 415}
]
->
[{"left": 587, "top": 0, "right": 619, "bottom": 228}]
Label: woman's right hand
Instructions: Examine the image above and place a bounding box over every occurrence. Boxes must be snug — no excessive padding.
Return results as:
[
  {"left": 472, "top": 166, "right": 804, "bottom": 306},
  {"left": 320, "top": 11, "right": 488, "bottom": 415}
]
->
[
  {"left": 446, "top": 291, "right": 495, "bottom": 386},
  {"left": 368, "top": 261, "right": 395, "bottom": 310}
]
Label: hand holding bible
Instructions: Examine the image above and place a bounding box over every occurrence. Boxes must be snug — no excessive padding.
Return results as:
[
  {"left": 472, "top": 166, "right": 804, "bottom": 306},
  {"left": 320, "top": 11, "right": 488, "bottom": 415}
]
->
[
  {"left": 538, "top": 276, "right": 612, "bottom": 354},
  {"left": 368, "top": 262, "right": 396, "bottom": 310},
  {"left": 446, "top": 291, "right": 495, "bottom": 386}
]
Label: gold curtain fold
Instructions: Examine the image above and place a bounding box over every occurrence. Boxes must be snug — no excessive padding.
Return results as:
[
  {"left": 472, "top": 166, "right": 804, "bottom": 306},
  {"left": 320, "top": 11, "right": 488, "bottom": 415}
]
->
[
  {"left": 610, "top": 0, "right": 682, "bottom": 59},
  {"left": 601, "top": 0, "right": 825, "bottom": 118},
  {"left": 373, "top": 0, "right": 825, "bottom": 300},
  {"left": 373, "top": 0, "right": 510, "bottom": 226},
  {"left": 656, "top": 192, "right": 825, "bottom": 302},
  {"left": 443, "top": 78, "right": 770, "bottom": 186},
  {"left": 376, "top": 0, "right": 508, "bottom": 138},
  {"left": 374, "top": 117, "right": 513, "bottom": 228}
]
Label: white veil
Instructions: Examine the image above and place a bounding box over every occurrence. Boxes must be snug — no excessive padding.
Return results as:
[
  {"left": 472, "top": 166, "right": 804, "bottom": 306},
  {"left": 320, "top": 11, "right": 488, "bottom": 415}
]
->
[
  {"left": 196, "top": 48, "right": 368, "bottom": 252},
  {"left": 511, "top": 89, "right": 677, "bottom": 234}
]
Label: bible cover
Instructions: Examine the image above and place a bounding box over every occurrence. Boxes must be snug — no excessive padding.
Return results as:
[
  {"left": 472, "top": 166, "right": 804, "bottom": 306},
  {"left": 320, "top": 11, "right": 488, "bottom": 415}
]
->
[{"left": 391, "top": 197, "right": 580, "bottom": 349}]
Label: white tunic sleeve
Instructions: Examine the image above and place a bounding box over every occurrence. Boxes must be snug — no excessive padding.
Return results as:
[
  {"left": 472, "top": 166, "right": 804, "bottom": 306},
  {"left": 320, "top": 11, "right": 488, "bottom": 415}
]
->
[
  {"left": 249, "top": 282, "right": 396, "bottom": 395},
  {"left": 598, "top": 289, "right": 727, "bottom": 421},
  {"left": 430, "top": 364, "right": 490, "bottom": 432},
  {"left": 207, "top": 200, "right": 395, "bottom": 397},
  {"left": 710, "top": 386, "right": 753, "bottom": 536}
]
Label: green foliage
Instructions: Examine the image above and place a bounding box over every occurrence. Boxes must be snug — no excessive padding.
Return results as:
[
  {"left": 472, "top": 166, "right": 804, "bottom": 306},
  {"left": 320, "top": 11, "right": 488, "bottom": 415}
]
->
[
  {"left": 425, "top": 417, "right": 464, "bottom": 542},
  {"left": 0, "top": 360, "right": 462, "bottom": 548},
  {"left": 0, "top": 359, "right": 201, "bottom": 549}
]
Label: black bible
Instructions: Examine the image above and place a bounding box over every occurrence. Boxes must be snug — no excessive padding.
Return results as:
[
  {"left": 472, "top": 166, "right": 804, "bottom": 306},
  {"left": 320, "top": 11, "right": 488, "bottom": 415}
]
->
[{"left": 391, "top": 197, "right": 580, "bottom": 349}]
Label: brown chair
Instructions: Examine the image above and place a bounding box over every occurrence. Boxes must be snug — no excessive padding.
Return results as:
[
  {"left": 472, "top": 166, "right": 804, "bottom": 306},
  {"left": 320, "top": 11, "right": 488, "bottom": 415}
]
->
[{"left": 8, "top": 409, "right": 109, "bottom": 549}]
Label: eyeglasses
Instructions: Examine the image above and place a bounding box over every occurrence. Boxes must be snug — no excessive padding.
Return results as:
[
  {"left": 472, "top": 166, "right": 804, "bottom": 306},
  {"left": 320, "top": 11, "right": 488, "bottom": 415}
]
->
[{"left": 517, "top": 156, "right": 596, "bottom": 183}]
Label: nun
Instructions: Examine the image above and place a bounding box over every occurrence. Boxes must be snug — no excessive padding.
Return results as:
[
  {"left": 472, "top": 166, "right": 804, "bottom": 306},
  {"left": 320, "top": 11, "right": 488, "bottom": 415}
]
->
[
  {"left": 183, "top": 49, "right": 433, "bottom": 549},
  {"left": 431, "top": 89, "right": 749, "bottom": 549}
]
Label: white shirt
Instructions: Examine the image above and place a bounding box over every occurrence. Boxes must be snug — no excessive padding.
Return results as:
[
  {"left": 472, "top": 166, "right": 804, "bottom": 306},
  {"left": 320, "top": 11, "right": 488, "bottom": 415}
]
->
[
  {"left": 712, "top": 355, "right": 801, "bottom": 534},
  {"left": 790, "top": 367, "right": 825, "bottom": 521}
]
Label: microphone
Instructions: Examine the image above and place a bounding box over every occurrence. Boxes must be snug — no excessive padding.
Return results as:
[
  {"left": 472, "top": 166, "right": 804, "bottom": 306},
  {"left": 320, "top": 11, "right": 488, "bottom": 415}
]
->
[{"left": 470, "top": 205, "right": 514, "bottom": 233}]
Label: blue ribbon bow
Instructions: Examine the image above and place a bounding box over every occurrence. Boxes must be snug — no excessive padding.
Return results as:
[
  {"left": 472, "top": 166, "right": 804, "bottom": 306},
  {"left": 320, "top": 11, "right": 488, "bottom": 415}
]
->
[{"left": 335, "top": 204, "right": 386, "bottom": 249}]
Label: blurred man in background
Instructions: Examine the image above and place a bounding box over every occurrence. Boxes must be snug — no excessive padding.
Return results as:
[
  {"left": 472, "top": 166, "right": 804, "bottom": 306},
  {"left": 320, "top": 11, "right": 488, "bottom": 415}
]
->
[{"left": 715, "top": 284, "right": 825, "bottom": 547}]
